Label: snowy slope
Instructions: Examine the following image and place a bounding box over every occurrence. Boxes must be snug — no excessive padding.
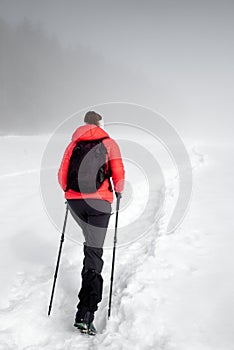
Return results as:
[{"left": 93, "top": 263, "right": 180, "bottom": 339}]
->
[{"left": 0, "top": 136, "right": 233, "bottom": 350}]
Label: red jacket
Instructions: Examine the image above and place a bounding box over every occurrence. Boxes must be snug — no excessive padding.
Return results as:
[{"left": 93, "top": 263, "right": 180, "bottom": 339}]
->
[{"left": 58, "top": 124, "right": 125, "bottom": 203}]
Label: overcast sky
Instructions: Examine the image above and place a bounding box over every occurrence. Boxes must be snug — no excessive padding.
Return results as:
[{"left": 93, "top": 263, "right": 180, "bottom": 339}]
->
[{"left": 1, "top": 0, "right": 233, "bottom": 140}]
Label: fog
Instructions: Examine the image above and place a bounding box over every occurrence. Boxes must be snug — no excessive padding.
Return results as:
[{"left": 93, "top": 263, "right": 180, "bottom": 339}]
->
[
  {"left": 0, "top": 0, "right": 234, "bottom": 141},
  {"left": 0, "top": 17, "right": 151, "bottom": 134}
]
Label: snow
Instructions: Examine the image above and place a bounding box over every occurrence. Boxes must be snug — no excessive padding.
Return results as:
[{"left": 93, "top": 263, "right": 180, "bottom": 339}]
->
[{"left": 0, "top": 135, "right": 234, "bottom": 350}]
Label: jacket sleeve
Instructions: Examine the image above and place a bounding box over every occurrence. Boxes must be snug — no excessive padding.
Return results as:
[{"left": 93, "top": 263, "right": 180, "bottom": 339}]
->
[
  {"left": 108, "top": 139, "right": 125, "bottom": 193},
  {"left": 58, "top": 141, "right": 75, "bottom": 191}
]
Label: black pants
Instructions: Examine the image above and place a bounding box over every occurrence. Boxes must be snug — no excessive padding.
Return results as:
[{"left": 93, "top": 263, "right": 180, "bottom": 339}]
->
[{"left": 67, "top": 199, "right": 111, "bottom": 316}]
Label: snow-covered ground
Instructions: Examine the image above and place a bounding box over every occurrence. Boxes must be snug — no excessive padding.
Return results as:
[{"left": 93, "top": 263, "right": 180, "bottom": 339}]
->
[{"left": 0, "top": 136, "right": 233, "bottom": 350}]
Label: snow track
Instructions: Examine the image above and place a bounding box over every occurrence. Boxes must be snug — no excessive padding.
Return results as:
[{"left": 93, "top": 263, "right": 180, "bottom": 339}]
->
[
  {"left": 0, "top": 169, "right": 40, "bottom": 179},
  {"left": 1, "top": 136, "right": 233, "bottom": 350}
]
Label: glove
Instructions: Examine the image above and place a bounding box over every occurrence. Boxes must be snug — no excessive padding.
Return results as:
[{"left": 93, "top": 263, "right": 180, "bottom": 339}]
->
[{"left": 115, "top": 192, "right": 122, "bottom": 199}]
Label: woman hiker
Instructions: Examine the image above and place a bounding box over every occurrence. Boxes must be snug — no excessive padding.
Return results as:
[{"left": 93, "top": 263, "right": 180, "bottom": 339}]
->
[{"left": 58, "top": 111, "right": 125, "bottom": 335}]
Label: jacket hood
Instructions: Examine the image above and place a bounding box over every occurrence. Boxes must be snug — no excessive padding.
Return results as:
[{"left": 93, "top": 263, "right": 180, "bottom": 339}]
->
[{"left": 72, "top": 124, "right": 110, "bottom": 142}]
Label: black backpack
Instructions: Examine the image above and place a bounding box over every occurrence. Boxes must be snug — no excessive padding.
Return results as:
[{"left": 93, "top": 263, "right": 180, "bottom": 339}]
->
[{"left": 66, "top": 137, "right": 113, "bottom": 193}]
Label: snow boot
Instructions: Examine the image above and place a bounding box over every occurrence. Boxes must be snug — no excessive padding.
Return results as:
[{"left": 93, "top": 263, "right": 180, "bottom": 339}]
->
[
  {"left": 74, "top": 310, "right": 96, "bottom": 335},
  {"left": 88, "top": 322, "right": 97, "bottom": 336},
  {"left": 75, "top": 321, "right": 89, "bottom": 334}
]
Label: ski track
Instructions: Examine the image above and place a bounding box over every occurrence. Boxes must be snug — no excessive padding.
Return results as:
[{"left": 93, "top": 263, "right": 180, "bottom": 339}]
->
[{"left": 0, "top": 137, "right": 208, "bottom": 350}]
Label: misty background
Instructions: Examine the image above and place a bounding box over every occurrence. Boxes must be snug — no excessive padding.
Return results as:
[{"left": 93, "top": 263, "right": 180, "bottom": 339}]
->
[{"left": 0, "top": 0, "right": 234, "bottom": 141}]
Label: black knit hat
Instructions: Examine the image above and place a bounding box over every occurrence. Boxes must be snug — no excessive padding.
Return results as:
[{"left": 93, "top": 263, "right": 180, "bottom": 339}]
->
[{"left": 84, "top": 111, "right": 102, "bottom": 126}]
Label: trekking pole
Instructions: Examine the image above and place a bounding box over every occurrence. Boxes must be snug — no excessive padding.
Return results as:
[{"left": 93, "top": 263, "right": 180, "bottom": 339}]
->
[
  {"left": 48, "top": 201, "right": 69, "bottom": 316},
  {"left": 108, "top": 194, "right": 121, "bottom": 319}
]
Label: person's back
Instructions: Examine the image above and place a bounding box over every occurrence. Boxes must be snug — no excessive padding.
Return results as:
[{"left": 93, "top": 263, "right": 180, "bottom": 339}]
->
[
  {"left": 58, "top": 111, "right": 125, "bottom": 335},
  {"left": 58, "top": 121, "right": 125, "bottom": 202}
]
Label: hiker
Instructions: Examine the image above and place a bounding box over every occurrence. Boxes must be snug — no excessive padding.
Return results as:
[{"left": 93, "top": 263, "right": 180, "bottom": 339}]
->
[{"left": 58, "top": 111, "right": 125, "bottom": 334}]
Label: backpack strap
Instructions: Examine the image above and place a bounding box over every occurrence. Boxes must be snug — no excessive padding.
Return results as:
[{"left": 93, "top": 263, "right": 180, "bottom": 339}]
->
[
  {"left": 100, "top": 137, "right": 113, "bottom": 192},
  {"left": 106, "top": 157, "right": 113, "bottom": 192}
]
